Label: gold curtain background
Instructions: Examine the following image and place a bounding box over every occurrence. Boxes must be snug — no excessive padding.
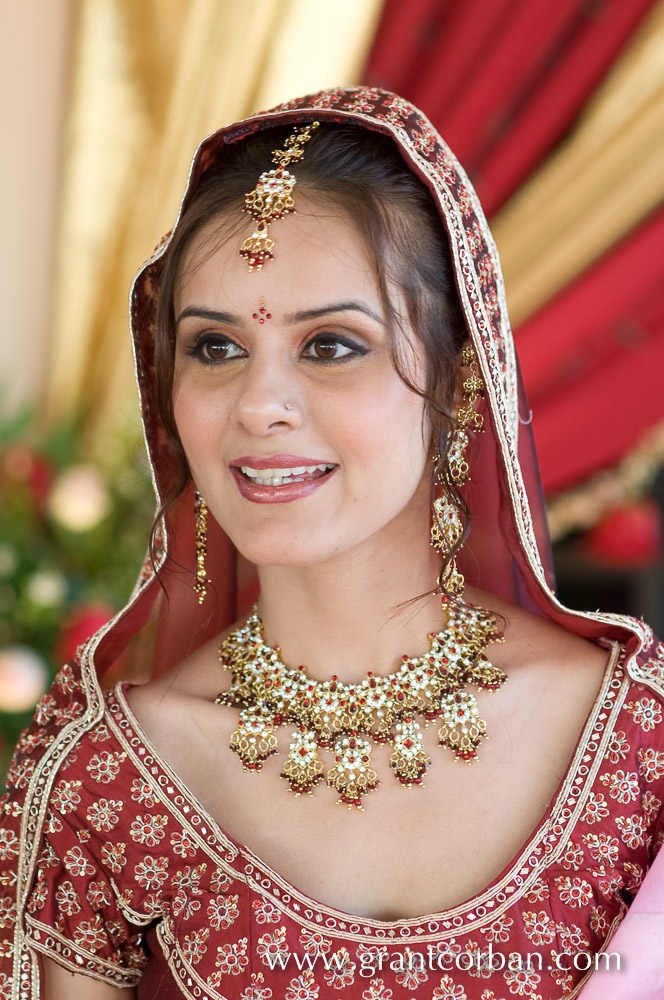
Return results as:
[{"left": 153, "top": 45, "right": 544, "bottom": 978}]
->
[
  {"left": 44, "top": 0, "right": 384, "bottom": 440},
  {"left": 45, "top": 0, "right": 664, "bottom": 489}
]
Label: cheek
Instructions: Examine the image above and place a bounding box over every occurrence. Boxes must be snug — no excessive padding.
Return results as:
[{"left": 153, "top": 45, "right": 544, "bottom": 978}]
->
[
  {"left": 172, "top": 382, "right": 228, "bottom": 468},
  {"left": 327, "top": 378, "right": 428, "bottom": 476}
]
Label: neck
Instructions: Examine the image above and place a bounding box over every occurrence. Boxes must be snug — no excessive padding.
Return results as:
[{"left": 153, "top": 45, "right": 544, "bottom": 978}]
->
[{"left": 255, "top": 526, "right": 445, "bottom": 685}]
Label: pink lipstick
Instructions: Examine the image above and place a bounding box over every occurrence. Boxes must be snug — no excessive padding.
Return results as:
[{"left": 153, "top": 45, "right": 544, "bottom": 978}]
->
[{"left": 230, "top": 455, "right": 337, "bottom": 504}]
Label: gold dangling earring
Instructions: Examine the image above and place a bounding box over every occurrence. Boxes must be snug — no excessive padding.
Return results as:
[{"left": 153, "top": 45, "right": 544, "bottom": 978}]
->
[
  {"left": 194, "top": 490, "right": 211, "bottom": 604},
  {"left": 430, "top": 344, "right": 485, "bottom": 597}
]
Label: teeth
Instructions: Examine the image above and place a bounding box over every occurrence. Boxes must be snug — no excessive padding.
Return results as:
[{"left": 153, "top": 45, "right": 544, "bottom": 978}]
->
[{"left": 239, "top": 463, "right": 333, "bottom": 486}]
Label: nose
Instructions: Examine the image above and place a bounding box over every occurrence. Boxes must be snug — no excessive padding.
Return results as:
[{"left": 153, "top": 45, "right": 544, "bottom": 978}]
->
[{"left": 233, "top": 356, "right": 302, "bottom": 436}]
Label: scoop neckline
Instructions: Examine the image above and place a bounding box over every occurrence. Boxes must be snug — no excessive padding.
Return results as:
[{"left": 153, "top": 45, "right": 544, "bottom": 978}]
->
[{"left": 110, "top": 641, "right": 622, "bottom": 931}]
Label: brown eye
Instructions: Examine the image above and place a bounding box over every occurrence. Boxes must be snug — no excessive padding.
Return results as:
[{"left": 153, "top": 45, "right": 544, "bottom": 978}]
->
[
  {"left": 203, "top": 340, "right": 231, "bottom": 361},
  {"left": 312, "top": 339, "right": 340, "bottom": 359},
  {"left": 303, "top": 335, "right": 367, "bottom": 363},
  {"left": 191, "top": 336, "right": 245, "bottom": 364}
]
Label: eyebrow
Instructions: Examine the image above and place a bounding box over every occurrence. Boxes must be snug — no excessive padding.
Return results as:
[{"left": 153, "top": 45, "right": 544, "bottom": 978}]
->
[
  {"left": 175, "top": 301, "right": 384, "bottom": 328},
  {"left": 285, "top": 302, "right": 383, "bottom": 325},
  {"left": 175, "top": 306, "right": 241, "bottom": 327}
]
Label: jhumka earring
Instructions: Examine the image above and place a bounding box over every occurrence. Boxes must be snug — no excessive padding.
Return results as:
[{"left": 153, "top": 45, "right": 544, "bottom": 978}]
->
[
  {"left": 194, "top": 490, "right": 211, "bottom": 604},
  {"left": 239, "top": 121, "right": 320, "bottom": 271},
  {"left": 430, "top": 344, "right": 485, "bottom": 596}
]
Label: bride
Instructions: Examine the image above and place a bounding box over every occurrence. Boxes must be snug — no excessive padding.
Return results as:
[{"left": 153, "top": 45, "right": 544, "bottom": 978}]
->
[{"left": 3, "top": 88, "right": 662, "bottom": 1000}]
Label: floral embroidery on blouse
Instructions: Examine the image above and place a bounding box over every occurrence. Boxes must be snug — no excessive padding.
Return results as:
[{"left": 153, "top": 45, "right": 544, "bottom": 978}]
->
[{"left": 7, "top": 641, "right": 659, "bottom": 999}]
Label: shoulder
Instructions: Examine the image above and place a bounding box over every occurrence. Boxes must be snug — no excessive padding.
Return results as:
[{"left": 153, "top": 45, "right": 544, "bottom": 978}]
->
[
  {"left": 125, "top": 625, "right": 236, "bottom": 729},
  {"left": 469, "top": 586, "right": 610, "bottom": 678}
]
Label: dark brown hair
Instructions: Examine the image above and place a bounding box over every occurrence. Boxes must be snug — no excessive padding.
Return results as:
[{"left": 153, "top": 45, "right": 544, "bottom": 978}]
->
[{"left": 153, "top": 123, "right": 470, "bottom": 596}]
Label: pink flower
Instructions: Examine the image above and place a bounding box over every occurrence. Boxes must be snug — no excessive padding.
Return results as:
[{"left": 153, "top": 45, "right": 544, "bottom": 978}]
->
[
  {"left": 583, "top": 832, "right": 619, "bottom": 865},
  {"left": 590, "top": 905, "right": 610, "bottom": 937},
  {"left": 86, "top": 751, "right": 124, "bottom": 784},
  {"left": 323, "top": 948, "right": 356, "bottom": 989},
  {"left": 582, "top": 792, "right": 610, "bottom": 823},
  {"left": 522, "top": 910, "right": 556, "bottom": 945},
  {"left": 432, "top": 976, "right": 467, "bottom": 1000},
  {"left": 207, "top": 893, "right": 239, "bottom": 930},
  {"left": 285, "top": 969, "right": 320, "bottom": 1000},
  {"left": 73, "top": 914, "right": 108, "bottom": 952},
  {"left": 55, "top": 880, "right": 81, "bottom": 916},
  {"left": 0, "top": 828, "right": 19, "bottom": 862},
  {"left": 299, "top": 927, "right": 332, "bottom": 957},
  {"left": 52, "top": 779, "right": 82, "bottom": 816},
  {"left": 643, "top": 790, "right": 662, "bottom": 825},
  {"left": 616, "top": 813, "right": 649, "bottom": 849},
  {"left": 555, "top": 876, "right": 593, "bottom": 907},
  {"left": 170, "top": 830, "right": 197, "bottom": 858},
  {"left": 64, "top": 846, "right": 95, "bottom": 878},
  {"left": 257, "top": 927, "right": 289, "bottom": 968},
  {"left": 130, "top": 813, "right": 168, "bottom": 847},
  {"left": 100, "top": 841, "right": 126, "bottom": 874},
  {"left": 133, "top": 855, "right": 168, "bottom": 890},
  {"left": 86, "top": 881, "right": 112, "bottom": 908},
  {"left": 182, "top": 927, "right": 209, "bottom": 965},
  {"left": 604, "top": 730, "right": 629, "bottom": 762},
  {"left": 130, "top": 777, "right": 157, "bottom": 807},
  {"left": 638, "top": 747, "right": 664, "bottom": 782},
  {"left": 86, "top": 798, "right": 123, "bottom": 833},
  {"left": 561, "top": 841, "right": 585, "bottom": 870},
  {"left": 557, "top": 923, "right": 589, "bottom": 954},
  {"left": 599, "top": 770, "right": 640, "bottom": 804},
  {"left": 625, "top": 698, "right": 662, "bottom": 732},
  {"left": 362, "top": 979, "right": 394, "bottom": 1000},
  {"left": 252, "top": 898, "right": 280, "bottom": 924},
  {"left": 213, "top": 937, "right": 249, "bottom": 976}
]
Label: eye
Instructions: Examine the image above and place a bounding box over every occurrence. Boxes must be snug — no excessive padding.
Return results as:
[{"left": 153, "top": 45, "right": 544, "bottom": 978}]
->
[
  {"left": 302, "top": 335, "right": 368, "bottom": 363},
  {"left": 187, "top": 335, "right": 246, "bottom": 364}
]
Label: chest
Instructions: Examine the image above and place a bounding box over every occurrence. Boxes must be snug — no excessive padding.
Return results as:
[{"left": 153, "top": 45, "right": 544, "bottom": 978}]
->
[{"left": 147, "top": 676, "right": 599, "bottom": 921}]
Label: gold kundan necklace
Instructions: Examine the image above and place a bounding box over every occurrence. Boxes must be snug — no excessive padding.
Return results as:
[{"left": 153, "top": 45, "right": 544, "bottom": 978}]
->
[{"left": 216, "top": 602, "right": 506, "bottom": 809}]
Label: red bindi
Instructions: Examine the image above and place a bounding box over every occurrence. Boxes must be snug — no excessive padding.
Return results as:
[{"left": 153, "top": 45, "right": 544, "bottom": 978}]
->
[{"left": 252, "top": 297, "right": 272, "bottom": 324}]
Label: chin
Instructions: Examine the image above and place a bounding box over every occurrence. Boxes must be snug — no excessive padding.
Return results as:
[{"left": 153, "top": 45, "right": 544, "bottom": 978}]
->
[{"left": 227, "top": 523, "right": 321, "bottom": 566}]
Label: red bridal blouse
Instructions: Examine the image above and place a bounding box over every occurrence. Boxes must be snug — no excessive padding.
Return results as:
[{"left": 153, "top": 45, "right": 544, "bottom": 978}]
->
[{"left": 12, "top": 640, "right": 664, "bottom": 1000}]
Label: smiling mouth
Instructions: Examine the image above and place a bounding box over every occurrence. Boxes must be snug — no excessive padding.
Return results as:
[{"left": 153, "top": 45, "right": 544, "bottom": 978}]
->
[{"left": 237, "top": 463, "right": 336, "bottom": 487}]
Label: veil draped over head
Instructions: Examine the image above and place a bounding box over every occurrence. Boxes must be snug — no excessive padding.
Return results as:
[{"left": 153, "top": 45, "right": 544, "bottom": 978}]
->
[
  {"left": 108, "top": 86, "right": 653, "bottom": 677},
  {"left": 2, "top": 88, "right": 662, "bottom": 997}
]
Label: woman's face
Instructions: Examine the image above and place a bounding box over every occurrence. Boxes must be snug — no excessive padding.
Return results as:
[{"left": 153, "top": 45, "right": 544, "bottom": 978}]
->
[{"left": 172, "top": 197, "right": 432, "bottom": 568}]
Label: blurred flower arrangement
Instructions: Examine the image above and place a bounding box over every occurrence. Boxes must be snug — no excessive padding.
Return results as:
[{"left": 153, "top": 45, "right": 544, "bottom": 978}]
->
[{"left": 0, "top": 408, "right": 154, "bottom": 774}]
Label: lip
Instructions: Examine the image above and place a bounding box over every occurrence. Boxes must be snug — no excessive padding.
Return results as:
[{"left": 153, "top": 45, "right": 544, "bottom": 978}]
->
[
  {"left": 231, "top": 455, "right": 332, "bottom": 470},
  {"left": 230, "top": 463, "right": 337, "bottom": 504}
]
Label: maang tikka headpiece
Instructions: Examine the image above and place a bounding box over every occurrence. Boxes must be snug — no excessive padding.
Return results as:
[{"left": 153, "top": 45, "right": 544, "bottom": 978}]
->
[{"left": 239, "top": 121, "right": 320, "bottom": 271}]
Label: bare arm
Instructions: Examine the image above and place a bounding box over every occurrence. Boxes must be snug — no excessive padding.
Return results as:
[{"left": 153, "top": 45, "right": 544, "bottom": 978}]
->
[{"left": 40, "top": 955, "right": 137, "bottom": 999}]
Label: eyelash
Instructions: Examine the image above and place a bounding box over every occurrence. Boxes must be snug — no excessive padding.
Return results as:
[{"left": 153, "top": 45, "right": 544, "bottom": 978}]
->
[{"left": 184, "top": 333, "right": 370, "bottom": 366}]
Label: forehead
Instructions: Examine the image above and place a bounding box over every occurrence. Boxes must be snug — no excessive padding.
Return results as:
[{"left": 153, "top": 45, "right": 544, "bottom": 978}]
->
[{"left": 175, "top": 196, "right": 379, "bottom": 308}]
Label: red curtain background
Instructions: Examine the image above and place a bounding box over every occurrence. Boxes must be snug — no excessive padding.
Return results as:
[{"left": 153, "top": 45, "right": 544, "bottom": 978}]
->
[{"left": 363, "top": 0, "right": 664, "bottom": 499}]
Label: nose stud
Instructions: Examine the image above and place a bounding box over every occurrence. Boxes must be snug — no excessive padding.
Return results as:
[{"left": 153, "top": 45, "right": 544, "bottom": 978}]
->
[{"left": 284, "top": 403, "right": 293, "bottom": 411}]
